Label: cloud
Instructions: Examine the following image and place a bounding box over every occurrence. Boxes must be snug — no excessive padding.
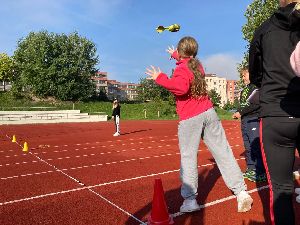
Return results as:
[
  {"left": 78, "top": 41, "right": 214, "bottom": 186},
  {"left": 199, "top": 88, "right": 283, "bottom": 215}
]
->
[{"left": 201, "top": 53, "right": 242, "bottom": 80}]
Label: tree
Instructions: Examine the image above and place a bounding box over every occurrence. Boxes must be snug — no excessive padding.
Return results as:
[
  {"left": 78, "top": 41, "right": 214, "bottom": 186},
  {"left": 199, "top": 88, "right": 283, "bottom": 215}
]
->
[
  {"left": 0, "top": 53, "right": 15, "bottom": 91},
  {"left": 208, "top": 89, "right": 221, "bottom": 107},
  {"left": 223, "top": 97, "right": 240, "bottom": 110},
  {"left": 137, "top": 78, "right": 171, "bottom": 102},
  {"left": 242, "top": 0, "right": 278, "bottom": 46},
  {"left": 239, "top": 0, "right": 279, "bottom": 78},
  {"left": 13, "top": 31, "right": 99, "bottom": 101}
]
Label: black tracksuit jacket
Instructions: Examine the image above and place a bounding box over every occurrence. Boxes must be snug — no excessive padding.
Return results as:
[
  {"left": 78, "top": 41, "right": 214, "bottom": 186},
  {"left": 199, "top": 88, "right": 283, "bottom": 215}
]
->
[{"left": 249, "top": 3, "right": 300, "bottom": 118}]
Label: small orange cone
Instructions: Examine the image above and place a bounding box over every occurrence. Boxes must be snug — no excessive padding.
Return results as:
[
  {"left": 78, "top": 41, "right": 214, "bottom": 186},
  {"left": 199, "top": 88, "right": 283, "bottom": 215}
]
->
[
  {"left": 23, "top": 142, "right": 28, "bottom": 152},
  {"left": 147, "top": 178, "right": 174, "bottom": 225},
  {"left": 12, "top": 135, "right": 16, "bottom": 143}
]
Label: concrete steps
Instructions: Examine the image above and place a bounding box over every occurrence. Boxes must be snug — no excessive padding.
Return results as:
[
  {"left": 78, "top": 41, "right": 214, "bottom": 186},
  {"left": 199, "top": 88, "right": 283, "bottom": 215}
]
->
[{"left": 0, "top": 110, "right": 108, "bottom": 125}]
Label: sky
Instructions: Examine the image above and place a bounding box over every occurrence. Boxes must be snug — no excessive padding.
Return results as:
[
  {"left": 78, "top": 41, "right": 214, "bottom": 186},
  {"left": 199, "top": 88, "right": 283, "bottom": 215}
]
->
[{"left": 0, "top": 0, "right": 252, "bottom": 83}]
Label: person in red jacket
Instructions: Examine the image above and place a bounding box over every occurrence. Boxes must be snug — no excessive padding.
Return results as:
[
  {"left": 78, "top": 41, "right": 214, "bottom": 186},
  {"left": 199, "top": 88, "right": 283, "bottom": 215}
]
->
[{"left": 145, "top": 36, "right": 253, "bottom": 213}]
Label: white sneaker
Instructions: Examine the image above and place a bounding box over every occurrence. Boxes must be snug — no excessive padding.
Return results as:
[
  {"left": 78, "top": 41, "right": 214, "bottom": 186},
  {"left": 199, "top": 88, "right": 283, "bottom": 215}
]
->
[
  {"left": 113, "top": 132, "right": 120, "bottom": 136},
  {"left": 295, "top": 188, "right": 300, "bottom": 195},
  {"left": 180, "top": 199, "right": 201, "bottom": 213},
  {"left": 237, "top": 191, "right": 253, "bottom": 212},
  {"left": 296, "top": 195, "right": 300, "bottom": 204}
]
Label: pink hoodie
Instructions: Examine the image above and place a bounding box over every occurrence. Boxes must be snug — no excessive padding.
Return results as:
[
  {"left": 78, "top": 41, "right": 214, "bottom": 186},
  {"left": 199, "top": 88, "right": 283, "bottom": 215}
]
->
[
  {"left": 290, "top": 41, "right": 300, "bottom": 77},
  {"left": 155, "top": 51, "right": 213, "bottom": 121}
]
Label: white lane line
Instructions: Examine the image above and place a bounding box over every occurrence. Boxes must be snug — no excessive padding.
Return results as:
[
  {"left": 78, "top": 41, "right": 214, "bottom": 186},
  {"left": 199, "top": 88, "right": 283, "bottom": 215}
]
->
[
  {"left": 0, "top": 152, "right": 187, "bottom": 179},
  {"left": 0, "top": 157, "right": 247, "bottom": 206},
  {"left": 87, "top": 188, "right": 146, "bottom": 225},
  {"left": 170, "top": 185, "right": 269, "bottom": 219},
  {"left": 0, "top": 161, "right": 38, "bottom": 166}
]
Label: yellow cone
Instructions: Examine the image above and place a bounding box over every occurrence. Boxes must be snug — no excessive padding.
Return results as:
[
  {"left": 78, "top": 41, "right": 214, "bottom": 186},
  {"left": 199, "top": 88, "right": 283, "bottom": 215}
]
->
[
  {"left": 12, "top": 135, "right": 16, "bottom": 143},
  {"left": 23, "top": 142, "right": 28, "bottom": 152}
]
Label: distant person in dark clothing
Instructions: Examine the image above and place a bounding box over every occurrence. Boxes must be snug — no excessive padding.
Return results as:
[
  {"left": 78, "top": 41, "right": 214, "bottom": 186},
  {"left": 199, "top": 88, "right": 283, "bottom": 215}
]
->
[
  {"left": 249, "top": 1, "right": 300, "bottom": 224},
  {"left": 112, "top": 98, "right": 121, "bottom": 136},
  {"left": 232, "top": 67, "right": 266, "bottom": 183}
]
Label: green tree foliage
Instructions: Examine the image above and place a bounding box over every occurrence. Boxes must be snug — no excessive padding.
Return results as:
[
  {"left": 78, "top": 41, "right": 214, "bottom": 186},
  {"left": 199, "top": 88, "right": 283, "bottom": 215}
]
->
[
  {"left": 223, "top": 97, "right": 240, "bottom": 110},
  {"left": 0, "top": 53, "right": 15, "bottom": 91},
  {"left": 208, "top": 89, "right": 221, "bottom": 107},
  {"left": 242, "top": 0, "right": 279, "bottom": 45},
  {"left": 13, "top": 31, "right": 98, "bottom": 101},
  {"left": 137, "top": 78, "right": 172, "bottom": 102},
  {"left": 239, "top": 0, "right": 279, "bottom": 80}
]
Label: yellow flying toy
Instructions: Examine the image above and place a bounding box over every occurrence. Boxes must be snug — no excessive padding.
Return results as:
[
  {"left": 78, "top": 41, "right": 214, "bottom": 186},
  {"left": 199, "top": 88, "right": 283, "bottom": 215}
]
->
[{"left": 156, "top": 24, "right": 180, "bottom": 33}]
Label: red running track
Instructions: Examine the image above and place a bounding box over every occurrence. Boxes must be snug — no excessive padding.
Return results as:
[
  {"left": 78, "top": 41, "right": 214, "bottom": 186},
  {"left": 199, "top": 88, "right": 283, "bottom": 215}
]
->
[{"left": 0, "top": 120, "right": 299, "bottom": 225}]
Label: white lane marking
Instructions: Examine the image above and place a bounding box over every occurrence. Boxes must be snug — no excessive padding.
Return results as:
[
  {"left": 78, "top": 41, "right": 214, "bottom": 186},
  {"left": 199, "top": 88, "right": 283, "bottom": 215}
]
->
[
  {"left": 0, "top": 157, "right": 247, "bottom": 206},
  {"left": 87, "top": 188, "right": 146, "bottom": 225},
  {"left": 170, "top": 185, "right": 269, "bottom": 219}
]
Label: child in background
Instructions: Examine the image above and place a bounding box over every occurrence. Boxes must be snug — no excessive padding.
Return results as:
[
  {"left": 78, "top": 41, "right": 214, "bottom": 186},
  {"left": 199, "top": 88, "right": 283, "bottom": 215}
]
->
[
  {"left": 232, "top": 67, "right": 266, "bottom": 182},
  {"left": 145, "top": 36, "right": 253, "bottom": 213},
  {"left": 112, "top": 98, "right": 121, "bottom": 136}
]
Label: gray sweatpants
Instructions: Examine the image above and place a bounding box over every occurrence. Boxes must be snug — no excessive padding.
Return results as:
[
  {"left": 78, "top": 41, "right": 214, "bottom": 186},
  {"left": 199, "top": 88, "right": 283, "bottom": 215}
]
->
[{"left": 178, "top": 108, "right": 246, "bottom": 200}]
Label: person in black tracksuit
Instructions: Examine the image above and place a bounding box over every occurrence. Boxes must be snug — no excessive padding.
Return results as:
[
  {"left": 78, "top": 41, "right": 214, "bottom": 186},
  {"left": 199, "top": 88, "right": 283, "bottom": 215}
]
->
[
  {"left": 249, "top": 1, "right": 300, "bottom": 224},
  {"left": 112, "top": 99, "right": 121, "bottom": 136},
  {"left": 233, "top": 68, "right": 266, "bottom": 182}
]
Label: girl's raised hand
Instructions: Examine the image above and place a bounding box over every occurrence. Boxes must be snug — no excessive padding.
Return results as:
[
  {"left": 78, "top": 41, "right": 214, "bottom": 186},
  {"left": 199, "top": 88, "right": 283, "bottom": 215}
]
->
[
  {"left": 166, "top": 45, "right": 176, "bottom": 55},
  {"left": 145, "top": 65, "right": 161, "bottom": 80}
]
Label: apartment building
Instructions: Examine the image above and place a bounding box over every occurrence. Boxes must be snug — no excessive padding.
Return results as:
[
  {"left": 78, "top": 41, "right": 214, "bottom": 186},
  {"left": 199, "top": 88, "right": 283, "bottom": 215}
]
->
[
  {"left": 92, "top": 71, "right": 108, "bottom": 94},
  {"left": 91, "top": 71, "right": 139, "bottom": 101},
  {"left": 205, "top": 74, "right": 227, "bottom": 106},
  {"left": 226, "top": 80, "right": 237, "bottom": 103}
]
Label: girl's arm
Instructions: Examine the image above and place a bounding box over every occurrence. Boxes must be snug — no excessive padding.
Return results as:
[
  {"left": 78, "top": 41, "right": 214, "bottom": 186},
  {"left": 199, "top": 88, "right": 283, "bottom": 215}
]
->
[{"left": 145, "top": 66, "right": 190, "bottom": 96}]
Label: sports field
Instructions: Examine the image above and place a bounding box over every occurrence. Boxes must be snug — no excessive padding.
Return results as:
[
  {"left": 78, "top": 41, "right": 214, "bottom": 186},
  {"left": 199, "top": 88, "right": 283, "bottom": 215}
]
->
[{"left": 1, "top": 120, "right": 299, "bottom": 225}]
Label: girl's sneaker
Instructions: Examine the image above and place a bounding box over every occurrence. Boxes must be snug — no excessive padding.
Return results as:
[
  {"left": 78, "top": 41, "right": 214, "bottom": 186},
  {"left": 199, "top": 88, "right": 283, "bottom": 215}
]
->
[
  {"left": 296, "top": 195, "right": 300, "bottom": 204},
  {"left": 180, "top": 199, "right": 201, "bottom": 213},
  {"left": 237, "top": 191, "right": 253, "bottom": 212},
  {"left": 295, "top": 188, "right": 300, "bottom": 195},
  {"left": 113, "top": 132, "right": 120, "bottom": 136}
]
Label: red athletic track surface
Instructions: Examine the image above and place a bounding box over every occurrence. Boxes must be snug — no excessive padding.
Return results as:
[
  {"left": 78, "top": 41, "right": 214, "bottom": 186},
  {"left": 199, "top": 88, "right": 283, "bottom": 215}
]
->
[{"left": 0, "top": 120, "right": 299, "bottom": 225}]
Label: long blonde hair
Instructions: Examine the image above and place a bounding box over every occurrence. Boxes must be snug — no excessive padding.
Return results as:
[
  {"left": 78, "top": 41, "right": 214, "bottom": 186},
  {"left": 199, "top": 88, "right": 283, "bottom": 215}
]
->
[{"left": 177, "top": 36, "right": 207, "bottom": 98}]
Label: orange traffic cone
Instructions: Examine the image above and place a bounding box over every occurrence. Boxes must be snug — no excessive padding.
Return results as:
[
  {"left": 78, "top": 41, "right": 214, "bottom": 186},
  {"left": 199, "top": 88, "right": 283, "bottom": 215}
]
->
[{"left": 147, "top": 178, "right": 174, "bottom": 225}]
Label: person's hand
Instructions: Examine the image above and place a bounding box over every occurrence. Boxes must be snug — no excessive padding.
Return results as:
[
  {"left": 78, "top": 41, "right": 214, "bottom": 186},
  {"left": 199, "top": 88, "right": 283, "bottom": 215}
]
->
[
  {"left": 145, "top": 65, "right": 161, "bottom": 80},
  {"left": 166, "top": 45, "right": 176, "bottom": 55},
  {"left": 111, "top": 116, "right": 114, "bottom": 120},
  {"left": 232, "top": 112, "right": 241, "bottom": 119}
]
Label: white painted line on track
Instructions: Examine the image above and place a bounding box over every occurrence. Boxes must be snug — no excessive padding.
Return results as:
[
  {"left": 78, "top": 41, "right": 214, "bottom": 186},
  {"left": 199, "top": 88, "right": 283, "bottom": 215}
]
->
[
  {"left": 1, "top": 135, "right": 146, "bottom": 224},
  {"left": 170, "top": 185, "right": 269, "bottom": 219},
  {"left": 87, "top": 188, "right": 146, "bottom": 225},
  {"left": 0, "top": 157, "right": 246, "bottom": 205}
]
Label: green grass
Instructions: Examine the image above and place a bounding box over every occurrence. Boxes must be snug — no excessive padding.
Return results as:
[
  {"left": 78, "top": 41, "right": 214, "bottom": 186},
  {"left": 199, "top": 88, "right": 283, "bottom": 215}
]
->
[{"left": 0, "top": 92, "right": 233, "bottom": 120}]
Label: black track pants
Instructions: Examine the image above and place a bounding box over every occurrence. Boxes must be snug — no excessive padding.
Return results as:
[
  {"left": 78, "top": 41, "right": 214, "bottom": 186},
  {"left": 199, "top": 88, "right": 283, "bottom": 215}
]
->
[{"left": 260, "top": 117, "right": 300, "bottom": 225}]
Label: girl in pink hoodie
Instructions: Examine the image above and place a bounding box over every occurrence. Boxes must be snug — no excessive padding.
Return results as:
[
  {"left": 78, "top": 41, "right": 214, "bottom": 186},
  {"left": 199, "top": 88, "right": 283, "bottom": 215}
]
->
[
  {"left": 290, "top": 41, "right": 300, "bottom": 77},
  {"left": 145, "top": 36, "right": 253, "bottom": 214}
]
